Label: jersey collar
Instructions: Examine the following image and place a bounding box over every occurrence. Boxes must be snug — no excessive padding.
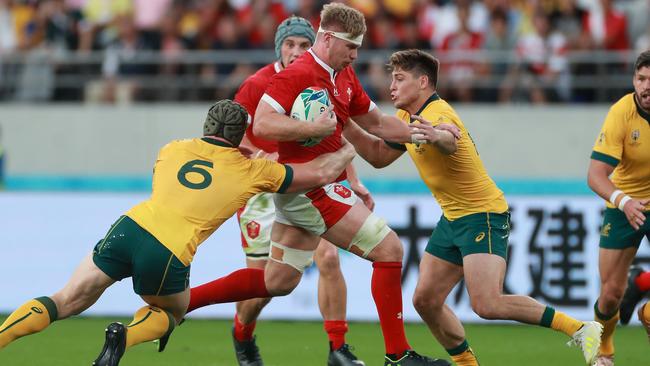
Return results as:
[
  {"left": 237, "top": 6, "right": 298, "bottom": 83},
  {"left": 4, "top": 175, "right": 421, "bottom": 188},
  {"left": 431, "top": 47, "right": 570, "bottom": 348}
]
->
[
  {"left": 201, "top": 137, "right": 234, "bottom": 148},
  {"left": 633, "top": 93, "right": 650, "bottom": 125},
  {"left": 308, "top": 49, "right": 336, "bottom": 83},
  {"left": 273, "top": 61, "right": 282, "bottom": 73},
  {"left": 413, "top": 93, "right": 441, "bottom": 117}
]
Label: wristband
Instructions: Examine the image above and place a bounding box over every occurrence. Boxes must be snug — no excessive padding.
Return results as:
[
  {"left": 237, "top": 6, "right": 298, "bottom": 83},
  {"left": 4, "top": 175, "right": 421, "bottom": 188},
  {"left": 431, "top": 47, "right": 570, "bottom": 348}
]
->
[
  {"left": 609, "top": 190, "right": 623, "bottom": 205},
  {"left": 618, "top": 195, "right": 631, "bottom": 211}
]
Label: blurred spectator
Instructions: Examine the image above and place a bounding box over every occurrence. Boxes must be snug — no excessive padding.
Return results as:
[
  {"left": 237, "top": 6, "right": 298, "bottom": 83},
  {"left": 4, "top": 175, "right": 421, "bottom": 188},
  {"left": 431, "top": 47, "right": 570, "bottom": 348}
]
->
[
  {"left": 509, "top": 9, "right": 570, "bottom": 103},
  {"left": 132, "top": 0, "right": 172, "bottom": 50},
  {"left": 636, "top": 24, "right": 650, "bottom": 55},
  {"left": 368, "top": 13, "right": 400, "bottom": 49},
  {"left": 79, "top": 0, "right": 132, "bottom": 51},
  {"left": 420, "top": 0, "right": 488, "bottom": 49},
  {"left": 237, "top": 0, "right": 287, "bottom": 47},
  {"left": 0, "top": 0, "right": 17, "bottom": 98},
  {"left": 479, "top": 8, "right": 518, "bottom": 103},
  {"left": 87, "top": 14, "right": 153, "bottom": 104},
  {"left": 365, "top": 57, "right": 392, "bottom": 102},
  {"left": 293, "top": 0, "right": 322, "bottom": 28},
  {"left": 158, "top": 11, "right": 185, "bottom": 101},
  {"left": 583, "top": 0, "right": 629, "bottom": 51},
  {"left": 439, "top": 3, "right": 483, "bottom": 102}
]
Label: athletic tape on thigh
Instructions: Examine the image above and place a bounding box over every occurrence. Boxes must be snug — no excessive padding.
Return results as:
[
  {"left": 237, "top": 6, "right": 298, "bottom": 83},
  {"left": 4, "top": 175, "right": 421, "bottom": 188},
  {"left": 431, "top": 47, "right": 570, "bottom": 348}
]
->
[
  {"left": 269, "top": 241, "right": 315, "bottom": 273},
  {"left": 349, "top": 214, "right": 391, "bottom": 258}
]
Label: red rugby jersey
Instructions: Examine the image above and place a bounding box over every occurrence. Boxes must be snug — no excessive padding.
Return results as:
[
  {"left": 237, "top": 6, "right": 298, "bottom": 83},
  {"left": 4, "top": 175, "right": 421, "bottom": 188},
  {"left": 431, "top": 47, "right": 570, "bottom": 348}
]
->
[
  {"left": 261, "top": 50, "right": 375, "bottom": 182},
  {"left": 234, "top": 62, "right": 282, "bottom": 153}
]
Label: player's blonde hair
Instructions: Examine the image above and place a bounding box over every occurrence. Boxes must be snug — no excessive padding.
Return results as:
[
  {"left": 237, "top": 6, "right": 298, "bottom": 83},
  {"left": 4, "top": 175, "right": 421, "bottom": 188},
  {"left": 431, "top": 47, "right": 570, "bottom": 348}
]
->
[{"left": 320, "top": 3, "right": 367, "bottom": 39}]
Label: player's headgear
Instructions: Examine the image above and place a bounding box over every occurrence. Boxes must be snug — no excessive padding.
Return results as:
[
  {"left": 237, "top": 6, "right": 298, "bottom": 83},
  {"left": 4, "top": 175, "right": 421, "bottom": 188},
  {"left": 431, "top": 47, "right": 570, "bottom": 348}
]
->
[
  {"left": 275, "top": 16, "right": 315, "bottom": 59},
  {"left": 203, "top": 99, "right": 248, "bottom": 146}
]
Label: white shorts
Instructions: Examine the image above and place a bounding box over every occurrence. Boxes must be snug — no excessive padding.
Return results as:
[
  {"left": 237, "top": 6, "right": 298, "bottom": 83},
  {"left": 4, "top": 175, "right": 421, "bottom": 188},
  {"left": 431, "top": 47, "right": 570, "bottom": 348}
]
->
[
  {"left": 237, "top": 192, "right": 275, "bottom": 259},
  {"left": 273, "top": 183, "right": 358, "bottom": 236}
]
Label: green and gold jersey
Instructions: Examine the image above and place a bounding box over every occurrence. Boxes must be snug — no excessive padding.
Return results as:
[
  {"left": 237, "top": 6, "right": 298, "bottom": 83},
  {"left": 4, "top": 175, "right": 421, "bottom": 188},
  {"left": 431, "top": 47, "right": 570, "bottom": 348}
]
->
[
  {"left": 127, "top": 138, "right": 292, "bottom": 265},
  {"left": 391, "top": 93, "right": 508, "bottom": 220},
  {"left": 591, "top": 93, "right": 650, "bottom": 209}
]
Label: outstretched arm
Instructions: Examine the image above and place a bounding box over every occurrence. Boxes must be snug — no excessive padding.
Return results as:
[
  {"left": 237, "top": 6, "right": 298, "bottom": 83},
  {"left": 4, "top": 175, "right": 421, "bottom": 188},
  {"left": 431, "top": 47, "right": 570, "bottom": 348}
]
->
[
  {"left": 285, "top": 141, "right": 356, "bottom": 193},
  {"left": 351, "top": 107, "right": 412, "bottom": 143},
  {"left": 343, "top": 119, "right": 404, "bottom": 168},
  {"left": 253, "top": 100, "right": 336, "bottom": 142}
]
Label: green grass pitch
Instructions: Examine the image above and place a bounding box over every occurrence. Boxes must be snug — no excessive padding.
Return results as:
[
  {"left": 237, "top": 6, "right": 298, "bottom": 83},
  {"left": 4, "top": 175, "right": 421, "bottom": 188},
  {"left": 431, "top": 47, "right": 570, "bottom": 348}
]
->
[{"left": 0, "top": 316, "right": 647, "bottom": 365}]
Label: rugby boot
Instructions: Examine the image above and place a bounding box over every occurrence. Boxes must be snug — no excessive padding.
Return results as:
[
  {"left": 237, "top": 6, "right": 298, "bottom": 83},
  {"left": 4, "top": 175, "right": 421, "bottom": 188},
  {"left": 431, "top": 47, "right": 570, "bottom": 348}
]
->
[
  {"left": 93, "top": 322, "right": 127, "bottom": 366},
  {"left": 639, "top": 303, "right": 650, "bottom": 343},
  {"left": 232, "top": 328, "right": 263, "bottom": 366},
  {"left": 567, "top": 321, "right": 603, "bottom": 365},
  {"left": 594, "top": 355, "right": 614, "bottom": 366},
  {"left": 328, "top": 343, "right": 365, "bottom": 366},
  {"left": 384, "top": 350, "right": 451, "bottom": 366},
  {"left": 620, "top": 265, "right": 647, "bottom": 325}
]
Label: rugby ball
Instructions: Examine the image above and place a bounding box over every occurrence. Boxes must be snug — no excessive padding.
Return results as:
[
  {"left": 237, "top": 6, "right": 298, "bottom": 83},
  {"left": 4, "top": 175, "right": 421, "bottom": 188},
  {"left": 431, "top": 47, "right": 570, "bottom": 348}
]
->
[{"left": 290, "top": 87, "right": 331, "bottom": 147}]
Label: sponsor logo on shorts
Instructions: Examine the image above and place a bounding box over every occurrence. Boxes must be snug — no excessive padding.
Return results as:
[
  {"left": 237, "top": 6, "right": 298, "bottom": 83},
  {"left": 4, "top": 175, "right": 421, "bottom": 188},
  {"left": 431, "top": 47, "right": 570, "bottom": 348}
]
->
[
  {"left": 31, "top": 307, "right": 43, "bottom": 314},
  {"left": 475, "top": 232, "right": 485, "bottom": 242},
  {"left": 246, "top": 221, "right": 261, "bottom": 239},
  {"left": 334, "top": 184, "right": 352, "bottom": 199},
  {"left": 601, "top": 223, "right": 611, "bottom": 237}
]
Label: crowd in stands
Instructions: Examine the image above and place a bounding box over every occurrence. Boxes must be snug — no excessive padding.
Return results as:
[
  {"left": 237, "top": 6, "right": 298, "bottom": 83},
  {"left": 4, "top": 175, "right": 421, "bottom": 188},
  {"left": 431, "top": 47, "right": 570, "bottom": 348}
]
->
[{"left": 0, "top": 0, "right": 649, "bottom": 104}]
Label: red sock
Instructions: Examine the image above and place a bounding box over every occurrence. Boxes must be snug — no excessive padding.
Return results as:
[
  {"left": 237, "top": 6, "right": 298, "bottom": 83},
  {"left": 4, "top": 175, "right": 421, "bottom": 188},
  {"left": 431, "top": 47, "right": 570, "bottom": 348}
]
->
[
  {"left": 233, "top": 314, "right": 257, "bottom": 342},
  {"left": 324, "top": 320, "right": 348, "bottom": 350},
  {"left": 187, "top": 268, "right": 269, "bottom": 313},
  {"left": 635, "top": 271, "right": 650, "bottom": 292},
  {"left": 371, "top": 262, "right": 410, "bottom": 355}
]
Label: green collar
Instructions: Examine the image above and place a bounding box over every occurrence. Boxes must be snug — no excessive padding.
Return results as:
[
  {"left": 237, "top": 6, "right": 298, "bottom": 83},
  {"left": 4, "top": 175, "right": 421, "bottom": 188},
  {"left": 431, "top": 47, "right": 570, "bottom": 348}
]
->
[
  {"left": 201, "top": 137, "right": 234, "bottom": 148},
  {"left": 413, "top": 93, "right": 441, "bottom": 117},
  {"left": 633, "top": 94, "right": 650, "bottom": 125}
]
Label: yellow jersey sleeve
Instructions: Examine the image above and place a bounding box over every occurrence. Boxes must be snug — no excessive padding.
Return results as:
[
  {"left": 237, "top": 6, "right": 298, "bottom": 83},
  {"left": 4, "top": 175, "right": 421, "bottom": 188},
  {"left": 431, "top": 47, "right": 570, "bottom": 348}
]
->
[
  {"left": 591, "top": 104, "right": 626, "bottom": 166},
  {"left": 249, "top": 159, "right": 293, "bottom": 193}
]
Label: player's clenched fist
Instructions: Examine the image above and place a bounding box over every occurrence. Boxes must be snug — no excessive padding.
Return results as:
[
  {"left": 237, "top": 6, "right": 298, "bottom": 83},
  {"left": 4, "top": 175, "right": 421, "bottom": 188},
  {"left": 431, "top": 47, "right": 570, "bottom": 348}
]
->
[{"left": 312, "top": 105, "right": 337, "bottom": 138}]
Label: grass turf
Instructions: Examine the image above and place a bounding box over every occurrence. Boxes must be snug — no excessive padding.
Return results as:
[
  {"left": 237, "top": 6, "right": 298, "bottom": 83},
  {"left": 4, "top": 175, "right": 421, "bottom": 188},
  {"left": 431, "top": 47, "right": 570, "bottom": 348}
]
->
[{"left": 0, "top": 316, "right": 647, "bottom": 365}]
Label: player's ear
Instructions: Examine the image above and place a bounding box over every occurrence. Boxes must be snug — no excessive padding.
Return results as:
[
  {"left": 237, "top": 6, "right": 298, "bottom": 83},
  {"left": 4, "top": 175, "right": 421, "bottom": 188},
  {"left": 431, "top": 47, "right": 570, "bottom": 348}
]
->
[{"left": 419, "top": 74, "right": 429, "bottom": 90}]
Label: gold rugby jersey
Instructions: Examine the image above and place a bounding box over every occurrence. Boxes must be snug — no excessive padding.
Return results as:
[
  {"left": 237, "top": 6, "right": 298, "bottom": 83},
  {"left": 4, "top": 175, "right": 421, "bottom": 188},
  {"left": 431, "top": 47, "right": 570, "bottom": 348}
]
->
[
  {"left": 391, "top": 93, "right": 508, "bottom": 220},
  {"left": 592, "top": 93, "right": 650, "bottom": 209},
  {"left": 127, "top": 138, "right": 292, "bottom": 265}
]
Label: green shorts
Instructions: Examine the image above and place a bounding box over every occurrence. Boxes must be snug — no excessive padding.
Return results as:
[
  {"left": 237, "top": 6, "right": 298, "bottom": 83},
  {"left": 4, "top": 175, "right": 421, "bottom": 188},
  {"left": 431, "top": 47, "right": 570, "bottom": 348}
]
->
[
  {"left": 425, "top": 212, "right": 510, "bottom": 266},
  {"left": 599, "top": 208, "right": 650, "bottom": 249},
  {"left": 92, "top": 216, "right": 190, "bottom": 296}
]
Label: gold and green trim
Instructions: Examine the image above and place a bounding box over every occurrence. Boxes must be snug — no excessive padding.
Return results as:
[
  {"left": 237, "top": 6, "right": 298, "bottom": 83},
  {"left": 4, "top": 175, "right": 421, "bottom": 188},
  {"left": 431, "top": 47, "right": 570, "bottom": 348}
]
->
[
  {"left": 591, "top": 151, "right": 619, "bottom": 167},
  {"left": 413, "top": 93, "right": 441, "bottom": 117},
  {"left": 96, "top": 216, "right": 127, "bottom": 254},
  {"left": 155, "top": 254, "right": 176, "bottom": 296},
  {"left": 446, "top": 339, "right": 470, "bottom": 356},
  {"left": 201, "top": 137, "right": 234, "bottom": 148},
  {"left": 277, "top": 165, "right": 294, "bottom": 193},
  {"left": 35, "top": 296, "right": 58, "bottom": 322},
  {"left": 486, "top": 213, "right": 493, "bottom": 254},
  {"left": 540, "top": 306, "right": 555, "bottom": 327},
  {"left": 383, "top": 140, "right": 407, "bottom": 151}
]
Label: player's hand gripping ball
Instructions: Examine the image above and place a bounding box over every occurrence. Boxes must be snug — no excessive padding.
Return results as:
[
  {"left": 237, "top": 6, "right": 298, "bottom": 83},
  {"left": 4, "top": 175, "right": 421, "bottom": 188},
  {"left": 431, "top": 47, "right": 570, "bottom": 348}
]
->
[{"left": 290, "top": 87, "right": 332, "bottom": 147}]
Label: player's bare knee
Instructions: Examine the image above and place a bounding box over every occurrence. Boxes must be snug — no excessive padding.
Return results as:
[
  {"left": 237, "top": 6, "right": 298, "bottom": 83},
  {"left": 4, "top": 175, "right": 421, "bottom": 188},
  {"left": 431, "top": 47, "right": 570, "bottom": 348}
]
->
[
  {"left": 471, "top": 299, "right": 500, "bottom": 320},
  {"left": 412, "top": 292, "right": 443, "bottom": 314},
  {"left": 315, "top": 248, "right": 340, "bottom": 276},
  {"left": 366, "top": 232, "right": 403, "bottom": 262},
  {"left": 265, "top": 273, "right": 300, "bottom": 296}
]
